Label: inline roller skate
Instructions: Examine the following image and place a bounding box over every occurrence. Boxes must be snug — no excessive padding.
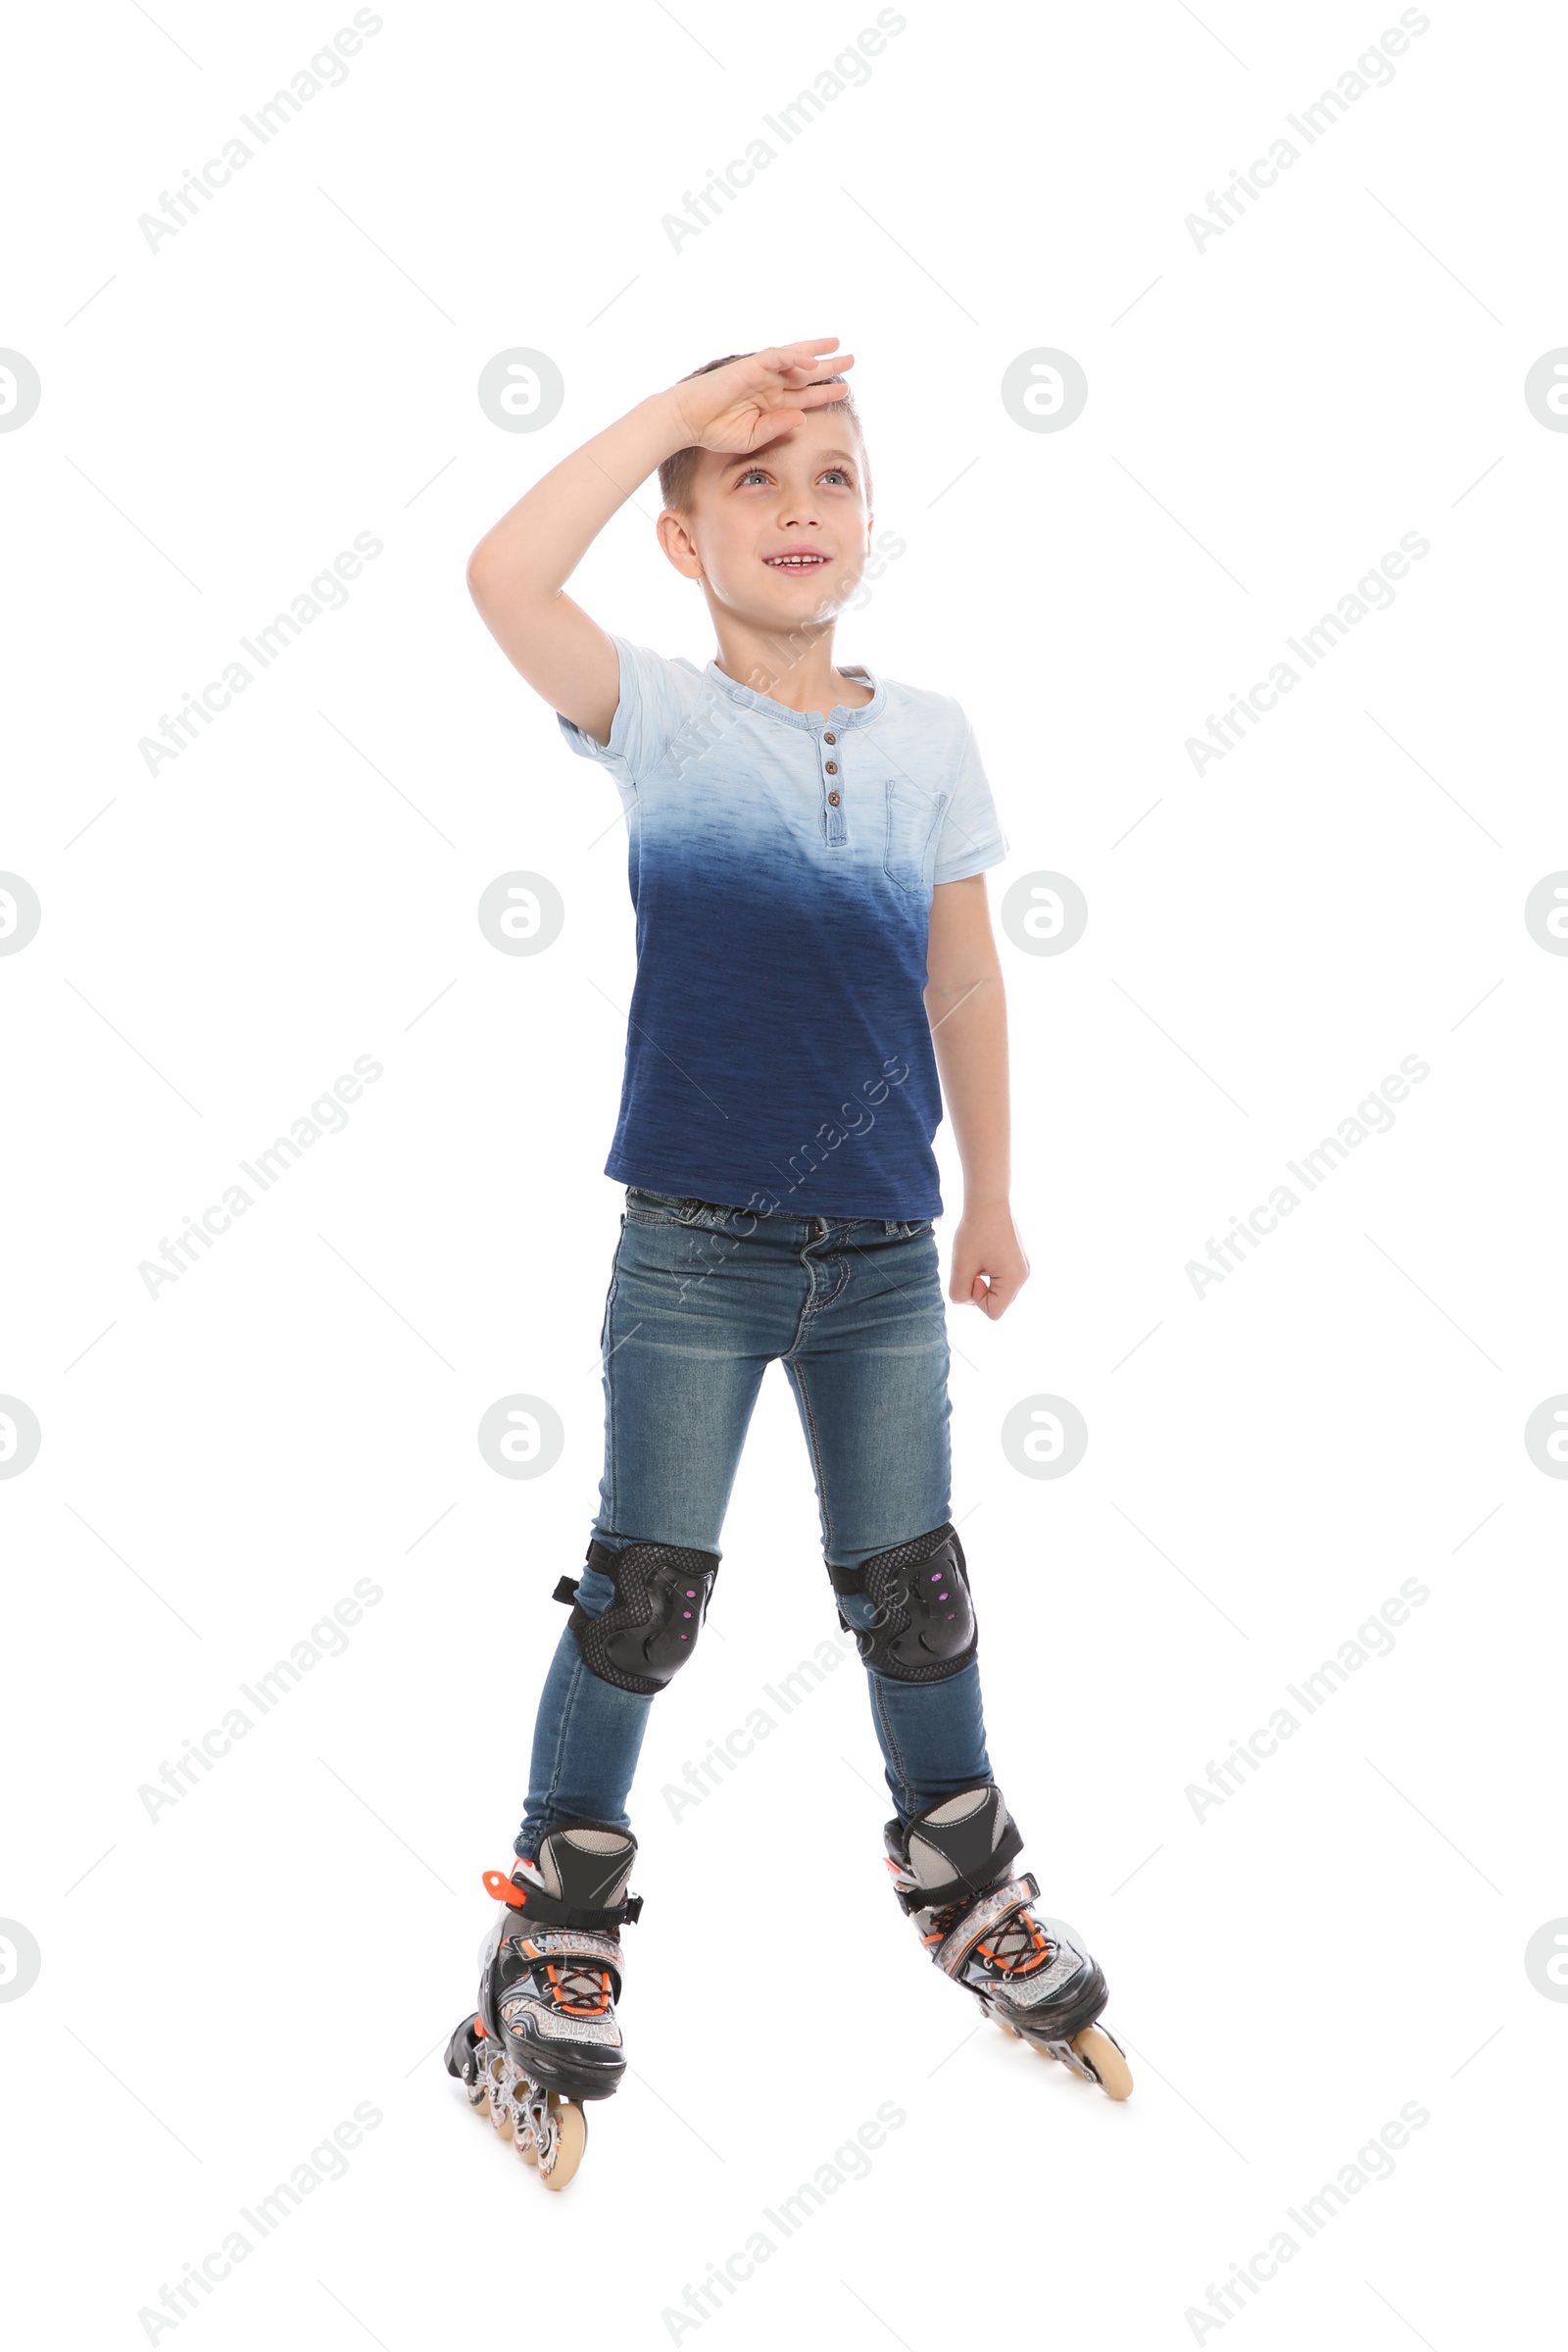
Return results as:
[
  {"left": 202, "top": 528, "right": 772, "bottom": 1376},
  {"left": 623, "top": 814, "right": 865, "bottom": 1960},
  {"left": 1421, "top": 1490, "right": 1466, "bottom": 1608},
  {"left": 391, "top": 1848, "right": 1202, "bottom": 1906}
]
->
[
  {"left": 445, "top": 1819, "right": 641, "bottom": 2188},
  {"left": 884, "top": 1784, "right": 1132, "bottom": 2100}
]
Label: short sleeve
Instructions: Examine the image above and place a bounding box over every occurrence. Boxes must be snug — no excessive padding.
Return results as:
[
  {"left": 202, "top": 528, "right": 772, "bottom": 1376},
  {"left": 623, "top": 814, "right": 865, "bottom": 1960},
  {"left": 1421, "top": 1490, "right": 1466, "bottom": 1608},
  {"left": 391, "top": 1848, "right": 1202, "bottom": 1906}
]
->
[
  {"left": 557, "top": 636, "right": 697, "bottom": 798},
  {"left": 932, "top": 711, "right": 1009, "bottom": 885}
]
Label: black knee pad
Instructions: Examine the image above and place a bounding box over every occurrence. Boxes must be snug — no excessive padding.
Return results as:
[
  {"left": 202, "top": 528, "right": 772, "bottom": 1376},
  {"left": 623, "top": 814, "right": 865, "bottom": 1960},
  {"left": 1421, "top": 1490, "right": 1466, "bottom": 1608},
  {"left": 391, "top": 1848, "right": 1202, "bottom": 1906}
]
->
[
  {"left": 553, "top": 1537, "right": 719, "bottom": 1695},
  {"left": 827, "top": 1522, "right": 977, "bottom": 1683}
]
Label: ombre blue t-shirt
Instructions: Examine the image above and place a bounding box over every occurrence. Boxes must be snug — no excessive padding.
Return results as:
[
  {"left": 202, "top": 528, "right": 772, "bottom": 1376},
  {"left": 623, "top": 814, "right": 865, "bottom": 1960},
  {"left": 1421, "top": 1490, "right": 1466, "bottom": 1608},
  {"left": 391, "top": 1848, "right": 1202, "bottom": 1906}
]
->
[{"left": 559, "top": 637, "right": 1009, "bottom": 1220}]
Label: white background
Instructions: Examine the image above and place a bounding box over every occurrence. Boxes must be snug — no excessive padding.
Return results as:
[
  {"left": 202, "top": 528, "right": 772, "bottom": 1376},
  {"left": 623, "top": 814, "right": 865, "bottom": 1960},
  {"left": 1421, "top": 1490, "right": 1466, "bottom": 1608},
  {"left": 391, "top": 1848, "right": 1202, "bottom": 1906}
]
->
[{"left": 3, "top": 1, "right": 1563, "bottom": 2344}]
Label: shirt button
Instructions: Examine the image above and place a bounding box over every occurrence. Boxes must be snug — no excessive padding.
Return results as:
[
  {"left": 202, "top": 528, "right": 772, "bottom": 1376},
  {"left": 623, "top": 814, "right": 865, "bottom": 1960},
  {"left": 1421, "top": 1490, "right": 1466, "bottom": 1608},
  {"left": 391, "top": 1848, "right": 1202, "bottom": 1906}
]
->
[
  {"left": 827, "top": 789, "right": 841, "bottom": 806},
  {"left": 824, "top": 760, "right": 838, "bottom": 774},
  {"left": 823, "top": 732, "right": 836, "bottom": 745}
]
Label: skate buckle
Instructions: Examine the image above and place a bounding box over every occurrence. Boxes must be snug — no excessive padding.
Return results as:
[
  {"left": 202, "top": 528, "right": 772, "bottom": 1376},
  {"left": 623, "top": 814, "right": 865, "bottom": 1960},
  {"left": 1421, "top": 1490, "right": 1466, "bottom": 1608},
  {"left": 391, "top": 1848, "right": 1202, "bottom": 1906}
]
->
[
  {"left": 883, "top": 1857, "right": 925, "bottom": 1917},
  {"left": 483, "top": 1868, "right": 529, "bottom": 1910}
]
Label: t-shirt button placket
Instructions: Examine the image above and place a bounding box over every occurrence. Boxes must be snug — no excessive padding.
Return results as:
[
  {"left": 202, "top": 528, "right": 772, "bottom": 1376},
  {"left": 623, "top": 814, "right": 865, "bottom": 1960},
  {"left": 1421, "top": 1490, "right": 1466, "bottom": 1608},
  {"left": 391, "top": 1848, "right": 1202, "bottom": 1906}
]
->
[
  {"left": 821, "top": 738, "right": 847, "bottom": 845},
  {"left": 822, "top": 757, "right": 846, "bottom": 842}
]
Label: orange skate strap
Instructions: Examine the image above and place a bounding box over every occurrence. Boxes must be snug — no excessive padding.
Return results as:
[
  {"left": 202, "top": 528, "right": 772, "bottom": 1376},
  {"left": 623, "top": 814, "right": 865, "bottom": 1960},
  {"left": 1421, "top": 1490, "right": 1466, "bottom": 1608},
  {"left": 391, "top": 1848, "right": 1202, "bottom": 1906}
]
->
[{"left": 483, "top": 1867, "right": 529, "bottom": 1909}]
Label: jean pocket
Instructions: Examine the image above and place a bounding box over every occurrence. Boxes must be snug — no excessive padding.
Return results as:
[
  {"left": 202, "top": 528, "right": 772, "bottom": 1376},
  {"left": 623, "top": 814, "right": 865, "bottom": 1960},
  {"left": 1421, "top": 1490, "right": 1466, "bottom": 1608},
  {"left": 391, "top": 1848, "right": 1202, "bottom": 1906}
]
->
[
  {"left": 884, "top": 780, "right": 949, "bottom": 896},
  {"left": 623, "top": 1187, "right": 702, "bottom": 1225}
]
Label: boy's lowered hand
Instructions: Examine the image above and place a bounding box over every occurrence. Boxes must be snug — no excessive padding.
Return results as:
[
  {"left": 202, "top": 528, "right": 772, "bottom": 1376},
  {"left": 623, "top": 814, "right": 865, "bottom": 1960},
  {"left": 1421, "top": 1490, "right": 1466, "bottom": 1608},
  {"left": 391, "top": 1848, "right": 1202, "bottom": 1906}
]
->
[
  {"left": 926, "top": 879, "right": 1024, "bottom": 1319},
  {"left": 949, "top": 1203, "right": 1030, "bottom": 1320}
]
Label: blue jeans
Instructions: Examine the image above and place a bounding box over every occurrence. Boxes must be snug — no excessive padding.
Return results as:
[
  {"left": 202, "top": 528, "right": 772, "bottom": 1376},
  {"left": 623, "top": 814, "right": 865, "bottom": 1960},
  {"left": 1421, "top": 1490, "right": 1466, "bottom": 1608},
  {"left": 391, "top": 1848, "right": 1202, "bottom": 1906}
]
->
[{"left": 517, "top": 1189, "right": 994, "bottom": 1854}]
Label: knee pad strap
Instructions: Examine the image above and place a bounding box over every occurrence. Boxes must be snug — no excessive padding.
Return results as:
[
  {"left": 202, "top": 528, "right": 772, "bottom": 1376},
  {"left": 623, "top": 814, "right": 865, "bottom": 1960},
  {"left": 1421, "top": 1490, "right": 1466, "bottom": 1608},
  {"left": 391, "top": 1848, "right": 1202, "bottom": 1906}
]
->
[
  {"left": 828, "top": 1522, "right": 977, "bottom": 1683},
  {"left": 553, "top": 1538, "right": 719, "bottom": 1695}
]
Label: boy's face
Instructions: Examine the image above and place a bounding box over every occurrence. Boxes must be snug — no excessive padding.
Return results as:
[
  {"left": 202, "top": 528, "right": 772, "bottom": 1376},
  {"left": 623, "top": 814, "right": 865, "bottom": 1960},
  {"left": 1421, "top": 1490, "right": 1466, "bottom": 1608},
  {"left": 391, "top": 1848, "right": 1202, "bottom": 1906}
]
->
[{"left": 658, "top": 406, "right": 872, "bottom": 632}]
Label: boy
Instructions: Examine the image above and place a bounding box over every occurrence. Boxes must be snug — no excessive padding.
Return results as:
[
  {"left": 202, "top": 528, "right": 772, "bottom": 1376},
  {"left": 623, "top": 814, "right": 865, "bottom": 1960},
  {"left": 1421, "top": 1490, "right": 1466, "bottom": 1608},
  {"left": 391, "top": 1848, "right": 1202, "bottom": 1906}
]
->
[{"left": 444, "top": 340, "right": 1131, "bottom": 2186}]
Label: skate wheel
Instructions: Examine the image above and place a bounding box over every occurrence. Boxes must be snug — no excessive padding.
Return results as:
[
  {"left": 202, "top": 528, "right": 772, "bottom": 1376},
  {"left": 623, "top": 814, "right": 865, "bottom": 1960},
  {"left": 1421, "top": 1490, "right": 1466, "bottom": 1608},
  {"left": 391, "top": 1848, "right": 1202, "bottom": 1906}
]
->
[
  {"left": 996, "top": 2020, "right": 1019, "bottom": 2039},
  {"left": 540, "top": 2097, "right": 587, "bottom": 2191},
  {"left": 484, "top": 2059, "right": 513, "bottom": 2135},
  {"left": 1071, "top": 2025, "right": 1133, "bottom": 2101}
]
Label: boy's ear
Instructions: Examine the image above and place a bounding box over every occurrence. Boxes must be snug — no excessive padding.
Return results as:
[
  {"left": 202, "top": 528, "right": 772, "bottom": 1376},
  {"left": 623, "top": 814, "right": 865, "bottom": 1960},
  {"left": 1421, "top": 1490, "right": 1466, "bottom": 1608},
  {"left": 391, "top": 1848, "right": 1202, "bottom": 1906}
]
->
[{"left": 657, "top": 507, "right": 704, "bottom": 579}]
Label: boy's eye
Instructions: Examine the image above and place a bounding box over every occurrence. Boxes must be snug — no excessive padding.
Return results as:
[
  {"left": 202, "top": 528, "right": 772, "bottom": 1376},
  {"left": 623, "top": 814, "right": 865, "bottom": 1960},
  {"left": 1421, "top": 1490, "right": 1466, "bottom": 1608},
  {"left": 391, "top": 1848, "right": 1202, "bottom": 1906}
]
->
[{"left": 736, "top": 466, "right": 852, "bottom": 487}]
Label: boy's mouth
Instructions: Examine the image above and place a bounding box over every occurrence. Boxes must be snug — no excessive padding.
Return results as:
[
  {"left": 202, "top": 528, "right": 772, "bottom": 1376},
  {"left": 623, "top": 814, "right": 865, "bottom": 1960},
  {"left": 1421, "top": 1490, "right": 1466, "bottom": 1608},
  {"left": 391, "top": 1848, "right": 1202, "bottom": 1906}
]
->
[{"left": 761, "top": 550, "right": 831, "bottom": 570}]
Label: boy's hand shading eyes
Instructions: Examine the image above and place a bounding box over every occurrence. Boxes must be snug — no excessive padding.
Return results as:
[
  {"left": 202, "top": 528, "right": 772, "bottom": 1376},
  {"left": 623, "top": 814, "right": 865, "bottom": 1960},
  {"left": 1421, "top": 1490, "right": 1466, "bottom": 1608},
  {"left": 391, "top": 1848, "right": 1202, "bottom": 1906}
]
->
[{"left": 669, "top": 339, "right": 857, "bottom": 455}]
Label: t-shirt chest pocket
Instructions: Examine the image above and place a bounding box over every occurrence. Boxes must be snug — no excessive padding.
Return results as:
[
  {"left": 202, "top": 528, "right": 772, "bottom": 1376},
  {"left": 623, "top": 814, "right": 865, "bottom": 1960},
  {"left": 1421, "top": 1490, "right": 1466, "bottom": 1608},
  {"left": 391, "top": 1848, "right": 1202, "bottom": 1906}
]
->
[{"left": 883, "top": 778, "right": 949, "bottom": 895}]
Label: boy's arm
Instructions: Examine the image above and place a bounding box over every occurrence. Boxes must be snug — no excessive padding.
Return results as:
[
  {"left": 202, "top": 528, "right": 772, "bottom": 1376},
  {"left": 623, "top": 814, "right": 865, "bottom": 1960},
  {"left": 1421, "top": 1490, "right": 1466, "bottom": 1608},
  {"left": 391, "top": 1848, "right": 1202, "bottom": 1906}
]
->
[
  {"left": 466, "top": 392, "right": 688, "bottom": 745},
  {"left": 924, "top": 875, "right": 1030, "bottom": 1319},
  {"left": 466, "top": 340, "right": 855, "bottom": 746}
]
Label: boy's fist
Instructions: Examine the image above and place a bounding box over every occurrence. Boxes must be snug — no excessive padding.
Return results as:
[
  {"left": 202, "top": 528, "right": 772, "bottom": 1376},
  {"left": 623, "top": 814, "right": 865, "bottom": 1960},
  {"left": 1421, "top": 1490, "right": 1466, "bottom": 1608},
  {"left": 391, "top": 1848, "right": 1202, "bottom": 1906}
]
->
[
  {"left": 948, "top": 1204, "right": 1030, "bottom": 1320},
  {"left": 668, "top": 339, "right": 856, "bottom": 455}
]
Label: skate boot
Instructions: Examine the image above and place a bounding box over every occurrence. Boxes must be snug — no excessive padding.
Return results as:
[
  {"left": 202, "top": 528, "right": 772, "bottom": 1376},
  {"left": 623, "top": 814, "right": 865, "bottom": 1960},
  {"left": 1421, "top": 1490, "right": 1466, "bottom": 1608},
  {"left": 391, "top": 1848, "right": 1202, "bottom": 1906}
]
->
[
  {"left": 444, "top": 1819, "right": 642, "bottom": 2188},
  {"left": 884, "top": 1785, "right": 1133, "bottom": 2101}
]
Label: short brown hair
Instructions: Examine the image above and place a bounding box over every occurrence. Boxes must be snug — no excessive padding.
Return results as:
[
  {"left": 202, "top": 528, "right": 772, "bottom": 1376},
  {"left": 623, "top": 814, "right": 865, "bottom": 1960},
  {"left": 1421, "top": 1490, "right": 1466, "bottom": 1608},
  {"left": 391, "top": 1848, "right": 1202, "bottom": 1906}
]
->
[{"left": 658, "top": 351, "right": 869, "bottom": 511}]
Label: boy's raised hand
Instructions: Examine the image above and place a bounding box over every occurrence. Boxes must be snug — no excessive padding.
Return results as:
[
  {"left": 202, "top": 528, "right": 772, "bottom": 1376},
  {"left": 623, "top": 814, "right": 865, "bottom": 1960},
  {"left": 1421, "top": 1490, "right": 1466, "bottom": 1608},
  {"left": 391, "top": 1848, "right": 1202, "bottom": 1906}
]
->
[
  {"left": 466, "top": 337, "right": 856, "bottom": 748},
  {"left": 670, "top": 340, "right": 857, "bottom": 455}
]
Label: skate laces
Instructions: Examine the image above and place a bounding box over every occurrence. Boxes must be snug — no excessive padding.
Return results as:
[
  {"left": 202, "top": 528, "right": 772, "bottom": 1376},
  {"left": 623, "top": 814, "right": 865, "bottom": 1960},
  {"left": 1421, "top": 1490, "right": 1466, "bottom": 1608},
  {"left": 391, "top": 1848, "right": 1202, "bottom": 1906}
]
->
[
  {"left": 974, "top": 1901, "right": 1054, "bottom": 1978},
  {"left": 542, "top": 1959, "right": 614, "bottom": 2019},
  {"left": 923, "top": 1885, "right": 1054, "bottom": 1978}
]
